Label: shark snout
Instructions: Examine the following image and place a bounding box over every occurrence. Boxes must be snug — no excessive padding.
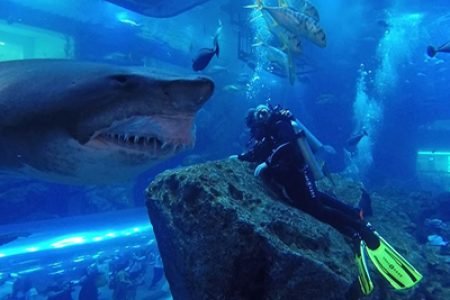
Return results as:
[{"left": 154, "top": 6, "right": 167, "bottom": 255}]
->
[{"left": 163, "top": 77, "right": 214, "bottom": 113}]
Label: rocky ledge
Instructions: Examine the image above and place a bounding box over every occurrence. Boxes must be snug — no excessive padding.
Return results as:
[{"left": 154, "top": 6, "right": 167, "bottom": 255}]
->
[{"left": 146, "top": 159, "right": 431, "bottom": 300}]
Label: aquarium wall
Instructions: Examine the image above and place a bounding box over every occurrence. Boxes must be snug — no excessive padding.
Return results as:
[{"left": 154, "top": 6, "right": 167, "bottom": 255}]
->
[{"left": 0, "top": 20, "right": 72, "bottom": 60}]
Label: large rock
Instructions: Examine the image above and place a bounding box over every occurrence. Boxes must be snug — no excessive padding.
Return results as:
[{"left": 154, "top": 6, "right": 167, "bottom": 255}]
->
[
  {"left": 146, "top": 160, "right": 358, "bottom": 300},
  {"left": 146, "top": 159, "right": 434, "bottom": 300}
]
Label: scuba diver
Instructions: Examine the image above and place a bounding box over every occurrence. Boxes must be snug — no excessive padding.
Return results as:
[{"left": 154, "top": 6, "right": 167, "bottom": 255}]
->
[{"left": 234, "top": 104, "right": 422, "bottom": 299}]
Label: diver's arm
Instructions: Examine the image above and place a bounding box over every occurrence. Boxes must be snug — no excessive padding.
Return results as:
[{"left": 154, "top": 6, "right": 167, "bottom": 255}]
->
[
  {"left": 238, "top": 138, "right": 273, "bottom": 163},
  {"left": 237, "top": 151, "right": 254, "bottom": 162}
]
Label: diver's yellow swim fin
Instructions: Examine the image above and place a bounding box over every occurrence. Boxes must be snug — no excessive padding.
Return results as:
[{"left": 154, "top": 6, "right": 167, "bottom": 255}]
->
[
  {"left": 366, "top": 231, "right": 423, "bottom": 290},
  {"left": 355, "top": 240, "right": 374, "bottom": 295}
]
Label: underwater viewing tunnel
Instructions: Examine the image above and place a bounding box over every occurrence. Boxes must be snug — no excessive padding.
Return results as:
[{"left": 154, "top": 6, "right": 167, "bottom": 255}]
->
[{"left": 0, "top": 0, "right": 191, "bottom": 66}]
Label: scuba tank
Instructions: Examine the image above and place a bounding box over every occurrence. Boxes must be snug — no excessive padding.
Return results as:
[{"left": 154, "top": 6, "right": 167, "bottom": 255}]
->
[
  {"left": 294, "top": 118, "right": 323, "bottom": 152},
  {"left": 291, "top": 120, "right": 325, "bottom": 180}
]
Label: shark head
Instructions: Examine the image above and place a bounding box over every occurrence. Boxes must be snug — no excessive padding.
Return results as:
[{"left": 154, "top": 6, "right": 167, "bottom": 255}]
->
[{"left": 0, "top": 60, "right": 214, "bottom": 184}]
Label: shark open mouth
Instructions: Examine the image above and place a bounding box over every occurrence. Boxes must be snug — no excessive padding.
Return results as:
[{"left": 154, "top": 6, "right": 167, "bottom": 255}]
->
[
  {"left": 94, "top": 133, "right": 186, "bottom": 155},
  {"left": 87, "top": 116, "right": 193, "bottom": 157}
]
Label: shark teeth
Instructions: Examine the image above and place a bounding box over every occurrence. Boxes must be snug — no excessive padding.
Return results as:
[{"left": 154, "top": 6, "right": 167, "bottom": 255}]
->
[{"left": 96, "top": 133, "right": 189, "bottom": 156}]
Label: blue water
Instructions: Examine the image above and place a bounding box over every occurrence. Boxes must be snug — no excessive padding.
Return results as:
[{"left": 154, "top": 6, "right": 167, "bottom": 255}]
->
[{"left": 0, "top": 0, "right": 450, "bottom": 298}]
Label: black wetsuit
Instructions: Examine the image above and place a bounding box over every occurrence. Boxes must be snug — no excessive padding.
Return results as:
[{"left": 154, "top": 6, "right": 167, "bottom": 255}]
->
[{"left": 238, "top": 110, "right": 368, "bottom": 239}]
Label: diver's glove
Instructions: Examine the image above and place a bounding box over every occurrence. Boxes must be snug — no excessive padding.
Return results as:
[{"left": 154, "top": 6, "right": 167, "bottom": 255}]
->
[
  {"left": 254, "top": 162, "right": 268, "bottom": 177},
  {"left": 279, "top": 109, "right": 293, "bottom": 119}
]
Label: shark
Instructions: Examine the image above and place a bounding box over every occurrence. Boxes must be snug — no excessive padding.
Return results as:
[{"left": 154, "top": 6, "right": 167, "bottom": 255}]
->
[{"left": 0, "top": 59, "right": 214, "bottom": 184}]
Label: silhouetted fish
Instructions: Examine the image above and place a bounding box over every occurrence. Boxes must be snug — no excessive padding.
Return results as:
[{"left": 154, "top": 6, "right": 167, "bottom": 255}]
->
[
  {"left": 192, "top": 36, "right": 220, "bottom": 72},
  {"left": 376, "top": 19, "right": 390, "bottom": 29},
  {"left": 345, "top": 129, "right": 368, "bottom": 156},
  {"left": 346, "top": 129, "right": 368, "bottom": 148},
  {"left": 427, "top": 41, "right": 450, "bottom": 58}
]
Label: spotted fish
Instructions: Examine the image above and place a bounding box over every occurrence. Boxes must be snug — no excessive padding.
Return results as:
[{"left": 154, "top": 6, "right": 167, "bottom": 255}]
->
[
  {"left": 285, "top": 0, "right": 320, "bottom": 21},
  {"left": 246, "top": 0, "right": 326, "bottom": 48},
  {"left": 263, "top": 14, "right": 303, "bottom": 55}
]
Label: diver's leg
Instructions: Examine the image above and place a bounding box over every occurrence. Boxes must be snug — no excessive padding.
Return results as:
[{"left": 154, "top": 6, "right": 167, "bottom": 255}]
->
[
  {"left": 282, "top": 169, "right": 365, "bottom": 238},
  {"left": 319, "top": 192, "right": 361, "bottom": 220},
  {"left": 302, "top": 200, "right": 365, "bottom": 238}
]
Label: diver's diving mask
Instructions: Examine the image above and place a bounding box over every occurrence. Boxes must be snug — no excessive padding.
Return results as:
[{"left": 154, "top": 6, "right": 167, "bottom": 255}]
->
[{"left": 253, "top": 105, "right": 270, "bottom": 124}]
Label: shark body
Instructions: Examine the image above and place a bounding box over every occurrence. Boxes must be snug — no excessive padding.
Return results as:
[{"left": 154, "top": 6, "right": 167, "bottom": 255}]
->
[{"left": 0, "top": 59, "right": 214, "bottom": 184}]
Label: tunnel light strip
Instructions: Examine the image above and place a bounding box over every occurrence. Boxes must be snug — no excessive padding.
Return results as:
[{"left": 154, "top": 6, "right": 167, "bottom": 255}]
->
[
  {"left": 0, "top": 224, "right": 151, "bottom": 258},
  {"left": 418, "top": 151, "right": 450, "bottom": 156}
]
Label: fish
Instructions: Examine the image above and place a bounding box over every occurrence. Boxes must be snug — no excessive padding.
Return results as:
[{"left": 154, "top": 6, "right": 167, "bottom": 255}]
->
[
  {"left": 192, "top": 36, "right": 219, "bottom": 71},
  {"left": 254, "top": 42, "right": 297, "bottom": 85},
  {"left": 0, "top": 59, "right": 214, "bottom": 184},
  {"left": 345, "top": 128, "right": 368, "bottom": 154},
  {"left": 427, "top": 234, "right": 448, "bottom": 246},
  {"left": 246, "top": 0, "right": 326, "bottom": 48},
  {"left": 116, "top": 12, "right": 142, "bottom": 27},
  {"left": 279, "top": 0, "right": 320, "bottom": 21},
  {"left": 424, "top": 218, "right": 447, "bottom": 230},
  {"left": 300, "top": 1, "right": 320, "bottom": 21},
  {"left": 237, "top": 73, "right": 251, "bottom": 84},
  {"left": 315, "top": 93, "right": 337, "bottom": 105},
  {"left": 376, "top": 19, "right": 390, "bottom": 29},
  {"left": 427, "top": 41, "right": 450, "bottom": 58},
  {"left": 223, "top": 84, "right": 242, "bottom": 92},
  {"left": 263, "top": 14, "right": 303, "bottom": 55},
  {"left": 346, "top": 129, "right": 368, "bottom": 146},
  {"left": 117, "top": 18, "right": 142, "bottom": 27},
  {"left": 192, "top": 22, "right": 222, "bottom": 72},
  {"left": 205, "top": 65, "right": 228, "bottom": 75}
]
